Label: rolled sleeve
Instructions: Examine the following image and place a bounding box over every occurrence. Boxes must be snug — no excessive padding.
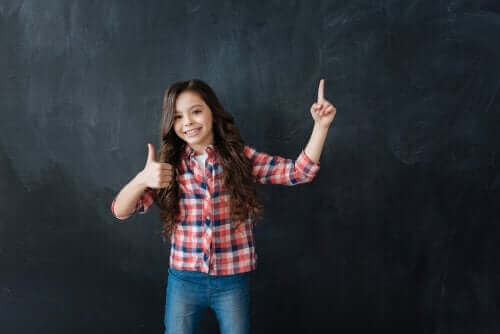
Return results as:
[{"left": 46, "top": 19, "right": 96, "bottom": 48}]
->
[
  {"left": 243, "top": 145, "right": 320, "bottom": 185},
  {"left": 295, "top": 149, "right": 321, "bottom": 181},
  {"left": 110, "top": 187, "right": 155, "bottom": 221}
]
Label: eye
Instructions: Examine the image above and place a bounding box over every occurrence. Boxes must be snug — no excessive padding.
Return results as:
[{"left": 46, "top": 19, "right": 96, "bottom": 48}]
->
[
  {"left": 174, "top": 115, "right": 182, "bottom": 120},
  {"left": 193, "top": 109, "right": 201, "bottom": 114}
]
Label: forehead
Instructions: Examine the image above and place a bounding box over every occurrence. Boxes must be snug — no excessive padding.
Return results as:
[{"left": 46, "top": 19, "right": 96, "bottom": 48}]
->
[{"left": 175, "top": 91, "right": 205, "bottom": 112}]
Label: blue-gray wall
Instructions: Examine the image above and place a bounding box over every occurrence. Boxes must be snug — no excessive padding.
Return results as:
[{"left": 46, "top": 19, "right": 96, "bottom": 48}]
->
[{"left": 1, "top": 1, "right": 499, "bottom": 333}]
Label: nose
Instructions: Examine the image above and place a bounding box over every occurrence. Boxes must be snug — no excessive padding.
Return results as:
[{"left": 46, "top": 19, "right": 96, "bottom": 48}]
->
[{"left": 183, "top": 114, "right": 194, "bottom": 127}]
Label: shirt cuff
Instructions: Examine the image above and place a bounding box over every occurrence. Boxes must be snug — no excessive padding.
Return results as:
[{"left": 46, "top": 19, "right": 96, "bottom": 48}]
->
[
  {"left": 111, "top": 198, "right": 132, "bottom": 220},
  {"left": 297, "top": 149, "right": 321, "bottom": 177}
]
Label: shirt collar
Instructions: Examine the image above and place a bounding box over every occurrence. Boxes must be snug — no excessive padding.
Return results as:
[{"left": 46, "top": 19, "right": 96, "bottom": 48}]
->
[{"left": 184, "top": 143, "right": 215, "bottom": 160}]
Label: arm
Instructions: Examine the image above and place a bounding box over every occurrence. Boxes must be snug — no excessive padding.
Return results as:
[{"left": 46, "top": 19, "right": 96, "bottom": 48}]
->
[
  {"left": 243, "top": 144, "right": 320, "bottom": 185},
  {"left": 304, "top": 123, "right": 330, "bottom": 164},
  {"left": 110, "top": 143, "right": 174, "bottom": 220},
  {"left": 110, "top": 171, "right": 155, "bottom": 220},
  {"left": 243, "top": 78, "right": 336, "bottom": 185},
  {"left": 305, "top": 77, "right": 336, "bottom": 162}
]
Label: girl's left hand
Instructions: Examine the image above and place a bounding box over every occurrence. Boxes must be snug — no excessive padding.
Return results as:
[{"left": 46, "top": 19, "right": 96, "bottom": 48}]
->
[{"left": 310, "top": 78, "right": 336, "bottom": 129}]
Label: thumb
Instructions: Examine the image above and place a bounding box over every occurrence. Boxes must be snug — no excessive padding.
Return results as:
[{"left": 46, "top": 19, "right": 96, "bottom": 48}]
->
[{"left": 146, "top": 143, "right": 157, "bottom": 163}]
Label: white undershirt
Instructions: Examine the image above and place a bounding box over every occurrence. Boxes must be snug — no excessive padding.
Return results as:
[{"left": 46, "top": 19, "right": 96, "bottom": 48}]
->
[{"left": 194, "top": 152, "right": 208, "bottom": 171}]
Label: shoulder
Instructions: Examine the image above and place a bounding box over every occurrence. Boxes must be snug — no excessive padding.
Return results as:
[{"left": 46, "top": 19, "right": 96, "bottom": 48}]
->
[{"left": 243, "top": 144, "right": 257, "bottom": 159}]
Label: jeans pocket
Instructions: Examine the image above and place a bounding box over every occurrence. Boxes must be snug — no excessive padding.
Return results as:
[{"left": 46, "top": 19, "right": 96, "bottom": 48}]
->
[
  {"left": 169, "top": 267, "right": 189, "bottom": 278},
  {"left": 168, "top": 268, "right": 207, "bottom": 283},
  {"left": 219, "top": 272, "right": 251, "bottom": 288}
]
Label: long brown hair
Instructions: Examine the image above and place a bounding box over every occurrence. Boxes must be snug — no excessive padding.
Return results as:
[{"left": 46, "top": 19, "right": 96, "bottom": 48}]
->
[{"left": 153, "top": 79, "right": 264, "bottom": 242}]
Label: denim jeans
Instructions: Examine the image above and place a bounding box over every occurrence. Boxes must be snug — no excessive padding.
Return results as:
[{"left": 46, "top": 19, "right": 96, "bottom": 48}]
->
[{"left": 164, "top": 267, "right": 252, "bottom": 334}]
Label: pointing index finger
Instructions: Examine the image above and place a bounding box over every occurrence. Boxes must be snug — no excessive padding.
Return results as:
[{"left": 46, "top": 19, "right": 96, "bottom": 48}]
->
[{"left": 317, "top": 79, "right": 325, "bottom": 102}]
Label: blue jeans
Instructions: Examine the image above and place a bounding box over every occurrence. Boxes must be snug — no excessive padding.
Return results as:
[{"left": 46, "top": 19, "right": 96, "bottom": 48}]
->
[{"left": 164, "top": 267, "right": 252, "bottom": 334}]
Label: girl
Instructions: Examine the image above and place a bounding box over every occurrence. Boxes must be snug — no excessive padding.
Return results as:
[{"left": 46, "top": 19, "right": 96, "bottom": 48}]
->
[{"left": 111, "top": 78, "right": 336, "bottom": 334}]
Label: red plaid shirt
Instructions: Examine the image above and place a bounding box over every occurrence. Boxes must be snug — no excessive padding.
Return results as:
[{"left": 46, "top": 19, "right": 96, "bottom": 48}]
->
[{"left": 111, "top": 143, "right": 320, "bottom": 275}]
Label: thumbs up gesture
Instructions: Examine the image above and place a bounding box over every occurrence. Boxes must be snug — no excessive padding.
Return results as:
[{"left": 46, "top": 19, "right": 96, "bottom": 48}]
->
[
  {"left": 310, "top": 78, "right": 336, "bottom": 129},
  {"left": 140, "top": 143, "right": 175, "bottom": 189}
]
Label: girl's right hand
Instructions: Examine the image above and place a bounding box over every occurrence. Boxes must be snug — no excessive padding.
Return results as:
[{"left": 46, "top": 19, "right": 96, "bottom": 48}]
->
[{"left": 139, "top": 143, "right": 174, "bottom": 189}]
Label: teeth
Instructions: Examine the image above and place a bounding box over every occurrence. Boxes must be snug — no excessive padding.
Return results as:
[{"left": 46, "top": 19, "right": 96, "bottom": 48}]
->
[{"left": 185, "top": 128, "right": 201, "bottom": 136}]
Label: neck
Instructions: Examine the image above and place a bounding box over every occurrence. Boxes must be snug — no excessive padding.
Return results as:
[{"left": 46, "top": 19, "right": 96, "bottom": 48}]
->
[
  {"left": 189, "top": 133, "right": 214, "bottom": 155},
  {"left": 189, "top": 144, "right": 210, "bottom": 155}
]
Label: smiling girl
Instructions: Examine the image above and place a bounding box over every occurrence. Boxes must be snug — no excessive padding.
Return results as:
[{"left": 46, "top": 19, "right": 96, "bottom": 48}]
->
[{"left": 111, "top": 78, "right": 336, "bottom": 334}]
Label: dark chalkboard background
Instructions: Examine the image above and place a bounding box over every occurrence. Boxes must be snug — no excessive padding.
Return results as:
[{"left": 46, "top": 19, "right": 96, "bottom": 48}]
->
[{"left": 1, "top": 1, "right": 499, "bottom": 333}]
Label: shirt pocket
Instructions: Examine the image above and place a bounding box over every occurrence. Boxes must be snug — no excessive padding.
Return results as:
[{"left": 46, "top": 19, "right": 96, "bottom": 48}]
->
[{"left": 177, "top": 172, "right": 202, "bottom": 195}]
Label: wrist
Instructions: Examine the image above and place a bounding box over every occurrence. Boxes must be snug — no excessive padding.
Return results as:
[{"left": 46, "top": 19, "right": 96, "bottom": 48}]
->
[
  {"left": 314, "top": 122, "right": 331, "bottom": 131},
  {"left": 134, "top": 170, "right": 148, "bottom": 188}
]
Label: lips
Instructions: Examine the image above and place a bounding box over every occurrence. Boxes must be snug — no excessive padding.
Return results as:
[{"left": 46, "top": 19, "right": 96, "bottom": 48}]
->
[{"left": 184, "top": 127, "right": 201, "bottom": 136}]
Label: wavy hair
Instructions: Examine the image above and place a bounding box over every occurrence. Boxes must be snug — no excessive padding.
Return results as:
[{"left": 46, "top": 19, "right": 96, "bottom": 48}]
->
[{"left": 153, "top": 79, "right": 264, "bottom": 242}]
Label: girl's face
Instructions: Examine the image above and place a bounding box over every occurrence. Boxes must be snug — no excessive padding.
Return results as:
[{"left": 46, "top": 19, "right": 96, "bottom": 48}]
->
[{"left": 173, "top": 90, "right": 214, "bottom": 154}]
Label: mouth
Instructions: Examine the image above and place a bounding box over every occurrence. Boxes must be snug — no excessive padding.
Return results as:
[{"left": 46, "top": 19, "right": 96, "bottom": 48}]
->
[{"left": 184, "top": 127, "right": 202, "bottom": 137}]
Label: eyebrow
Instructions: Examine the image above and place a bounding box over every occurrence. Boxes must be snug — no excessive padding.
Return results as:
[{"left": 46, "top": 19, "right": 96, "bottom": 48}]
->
[{"left": 175, "top": 104, "right": 203, "bottom": 114}]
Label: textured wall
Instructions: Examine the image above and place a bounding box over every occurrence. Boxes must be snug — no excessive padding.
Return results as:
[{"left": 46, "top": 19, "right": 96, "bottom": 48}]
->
[{"left": 1, "top": 1, "right": 499, "bottom": 333}]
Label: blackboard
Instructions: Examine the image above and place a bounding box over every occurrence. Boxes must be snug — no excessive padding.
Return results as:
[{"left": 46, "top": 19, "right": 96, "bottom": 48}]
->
[{"left": 1, "top": 1, "right": 499, "bottom": 333}]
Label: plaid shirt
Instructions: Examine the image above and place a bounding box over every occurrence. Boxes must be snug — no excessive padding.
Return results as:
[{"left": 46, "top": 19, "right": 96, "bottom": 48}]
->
[{"left": 111, "top": 143, "right": 320, "bottom": 275}]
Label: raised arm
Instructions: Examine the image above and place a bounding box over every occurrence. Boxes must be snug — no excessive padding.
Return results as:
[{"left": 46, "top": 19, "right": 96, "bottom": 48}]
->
[
  {"left": 242, "top": 78, "right": 336, "bottom": 185},
  {"left": 305, "top": 78, "right": 336, "bottom": 162}
]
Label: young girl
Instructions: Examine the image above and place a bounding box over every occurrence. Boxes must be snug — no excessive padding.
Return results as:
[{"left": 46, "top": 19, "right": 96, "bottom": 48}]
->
[{"left": 111, "top": 78, "right": 335, "bottom": 334}]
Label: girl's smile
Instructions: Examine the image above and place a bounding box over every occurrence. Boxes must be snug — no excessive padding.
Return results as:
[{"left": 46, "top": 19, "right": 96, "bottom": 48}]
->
[
  {"left": 173, "top": 90, "right": 214, "bottom": 154},
  {"left": 184, "top": 127, "right": 202, "bottom": 136}
]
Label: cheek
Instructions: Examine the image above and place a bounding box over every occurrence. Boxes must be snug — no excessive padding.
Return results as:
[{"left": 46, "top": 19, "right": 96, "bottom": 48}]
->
[
  {"left": 202, "top": 119, "right": 211, "bottom": 133},
  {"left": 173, "top": 122, "right": 182, "bottom": 136},
  {"left": 205, "top": 115, "right": 213, "bottom": 128}
]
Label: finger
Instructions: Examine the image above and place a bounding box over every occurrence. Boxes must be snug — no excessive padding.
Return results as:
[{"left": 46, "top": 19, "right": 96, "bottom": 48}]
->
[
  {"left": 159, "top": 163, "right": 174, "bottom": 171},
  {"left": 147, "top": 143, "right": 157, "bottom": 163},
  {"left": 158, "top": 175, "right": 172, "bottom": 183},
  {"left": 159, "top": 182, "right": 172, "bottom": 188},
  {"left": 159, "top": 169, "right": 173, "bottom": 175},
  {"left": 317, "top": 79, "right": 325, "bottom": 103},
  {"left": 315, "top": 103, "right": 323, "bottom": 110},
  {"left": 160, "top": 171, "right": 174, "bottom": 179}
]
